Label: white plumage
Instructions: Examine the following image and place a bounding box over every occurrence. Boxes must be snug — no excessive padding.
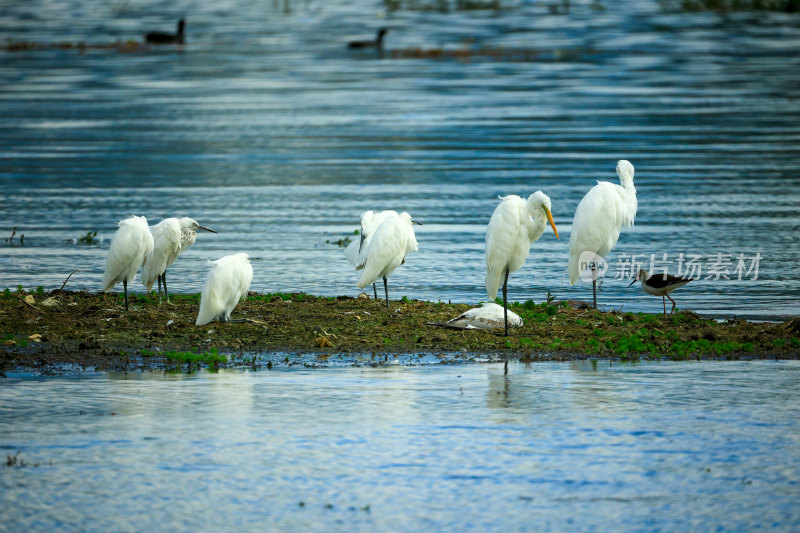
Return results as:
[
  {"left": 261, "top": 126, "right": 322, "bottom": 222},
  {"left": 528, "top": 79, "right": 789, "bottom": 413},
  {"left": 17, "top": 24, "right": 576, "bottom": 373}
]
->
[
  {"left": 445, "top": 302, "right": 523, "bottom": 330},
  {"left": 343, "top": 210, "right": 398, "bottom": 270},
  {"left": 485, "top": 191, "right": 558, "bottom": 335},
  {"left": 568, "top": 160, "right": 637, "bottom": 286},
  {"left": 141, "top": 217, "right": 216, "bottom": 301},
  {"left": 142, "top": 218, "right": 182, "bottom": 293},
  {"left": 102, "top": 215, "right": 154, "bottom": 310},
  {"left": 196, "top": 253, "right": 253, "bottom": 326},
  {"left": 355, "top": 212, "right": 419, "bottom": 306}
]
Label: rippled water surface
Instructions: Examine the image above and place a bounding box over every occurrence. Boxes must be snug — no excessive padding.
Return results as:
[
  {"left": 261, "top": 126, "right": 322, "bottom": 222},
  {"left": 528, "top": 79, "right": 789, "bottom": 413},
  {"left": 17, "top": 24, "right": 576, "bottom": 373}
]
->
[
  {"left": 1, "top": 361, "right": 799, "bottom": 531},
  {"left": 1, "top": 0, "right": 800, "bottom": 317}
]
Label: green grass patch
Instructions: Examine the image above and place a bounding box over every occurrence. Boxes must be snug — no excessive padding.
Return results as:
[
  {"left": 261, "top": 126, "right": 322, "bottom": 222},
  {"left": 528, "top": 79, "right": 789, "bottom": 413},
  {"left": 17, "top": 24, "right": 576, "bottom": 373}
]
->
[{"left": 164, "top": 347, "right": 226, "bottom": 367}]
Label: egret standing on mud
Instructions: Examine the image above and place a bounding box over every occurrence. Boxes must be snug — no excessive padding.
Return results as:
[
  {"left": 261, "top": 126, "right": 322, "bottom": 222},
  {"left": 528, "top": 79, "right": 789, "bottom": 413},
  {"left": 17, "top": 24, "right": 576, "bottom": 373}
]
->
[
  {"left": 568, "top": 160, "right": 638, "bottom": 308},
  {"left": 344, "top": 209, "right": 398, "bottom": 300},
  {"left": 355, "top": 212, "right": 420, "bottom": 308},
  {"left": 142, "top": 217, "right": 216, "bottom": 303},
  {"left": 102, "top": 215, "right": 154, "bottom": 311},
  {"left": 485, "top": 191, "right": 559, "bottom": 336},
  {"left": 196, "top": 253, "right": 253, "bottom": 326}
]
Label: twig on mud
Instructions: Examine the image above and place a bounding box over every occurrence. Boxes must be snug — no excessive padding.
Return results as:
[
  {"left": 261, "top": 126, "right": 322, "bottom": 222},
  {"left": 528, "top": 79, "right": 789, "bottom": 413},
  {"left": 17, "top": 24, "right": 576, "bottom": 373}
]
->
[
  {"left": 21, "top": 297, "right": 41, "bottom": 311},
  {"left": 229, "top": 318, "right": 270, "bottom": 327},
  {"left": 59, "top": 270, "right": 79, "bottom": 292}
]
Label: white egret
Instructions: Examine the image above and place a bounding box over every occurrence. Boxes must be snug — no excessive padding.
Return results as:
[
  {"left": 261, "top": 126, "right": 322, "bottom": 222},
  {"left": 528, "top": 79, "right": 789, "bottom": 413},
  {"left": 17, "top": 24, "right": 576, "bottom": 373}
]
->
[
  {"left": 485, "top": 191, "right": 559, "bottom": 336},
  {"left": 145, "top": 18, "right": 185, "bottom": 45},
  {"left": 344, "top": 209, "right": 398, "bottom": 299},
  {"left": 628, "top": 269, "right": 692, "bottom": 316},
  {"left": 196, "top": 253, "right": 253, "bottom": 326},
  {"left": 102, "top": 215, "right": 154, "bottom": 311},
  {"left": 355, "top": 212, "right": 420, "bottom": 308},
  {"left": 142, "top": 217, "right": 216, "bottom": 303},
  {"left": 568, "top": 160, "right": 637, "bottom": 308},
  {"left": 442, "top": 302, "right": 523, "bottom": 330}
]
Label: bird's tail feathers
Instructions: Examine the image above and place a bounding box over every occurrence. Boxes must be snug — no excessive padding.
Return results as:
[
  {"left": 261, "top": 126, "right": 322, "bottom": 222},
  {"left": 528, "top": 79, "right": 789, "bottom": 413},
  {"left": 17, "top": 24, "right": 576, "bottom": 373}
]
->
[{"left": 485, "top": 268, "right": 503, "bottom": 300}]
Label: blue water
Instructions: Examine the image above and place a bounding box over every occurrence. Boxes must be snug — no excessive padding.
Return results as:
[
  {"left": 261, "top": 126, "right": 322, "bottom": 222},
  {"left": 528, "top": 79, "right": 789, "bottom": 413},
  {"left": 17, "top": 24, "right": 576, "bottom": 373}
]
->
[
  {"left": 1, "top": 1, "right": 800, "bottom": 317},
  {"left": 1, "top": 360, "right": 799, "bottom": 531}
]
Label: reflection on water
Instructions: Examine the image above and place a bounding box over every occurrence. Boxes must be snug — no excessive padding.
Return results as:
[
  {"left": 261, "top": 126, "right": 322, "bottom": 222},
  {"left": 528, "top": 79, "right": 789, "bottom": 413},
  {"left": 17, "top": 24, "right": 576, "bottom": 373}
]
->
[
  {"left": 0, "top": 1, "right": 799, "bottom": 318},
  {"left": 1, "top": 361, "right": 799, "bottom": 531}
]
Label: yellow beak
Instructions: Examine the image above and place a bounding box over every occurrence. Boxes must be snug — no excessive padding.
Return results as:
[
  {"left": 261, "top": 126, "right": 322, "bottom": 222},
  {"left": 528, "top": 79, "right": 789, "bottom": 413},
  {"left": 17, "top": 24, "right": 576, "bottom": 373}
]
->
[{"left": 544, "top": 207, "right": 559, "bottom": 239}]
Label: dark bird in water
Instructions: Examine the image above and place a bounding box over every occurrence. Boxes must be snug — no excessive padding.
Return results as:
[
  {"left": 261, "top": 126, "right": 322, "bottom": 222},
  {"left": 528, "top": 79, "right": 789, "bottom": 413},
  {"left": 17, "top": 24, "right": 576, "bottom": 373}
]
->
[
  {"left": 348, "top": 28, "right": 388, "bottom": 49},
  {"left": 628, "top": 269, "right": 693, "bottom": 316},
  {"left": 145, "top": 18, "right": 185, "bottom": 45}
]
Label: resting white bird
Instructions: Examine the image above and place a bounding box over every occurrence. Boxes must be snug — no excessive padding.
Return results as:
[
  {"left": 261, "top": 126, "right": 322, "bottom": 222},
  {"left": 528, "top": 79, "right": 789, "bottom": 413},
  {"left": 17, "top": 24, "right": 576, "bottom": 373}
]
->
[
  {"left": 196, "top": 253, "right": 253, "bottom": 326},
  {"left": 355, "top": 212, "right": 420, "bottom": 308},
  {"left": 443, "top": 302, "right": 523, "bottom": 330},
  {"left": 102, "top": 215, "right": 154, "bottom": 311},
  {"left": 568, "top": 160, "right": 638, "bottom": 308},
  {"left": 485, "top": 191, "right": 559, "bottom": 335},
  {"left": 344, "top": 210, "right": 398, "bottom": 299},
  {"left": 142, "top": 217, "right": 216, "bottom": 303}
]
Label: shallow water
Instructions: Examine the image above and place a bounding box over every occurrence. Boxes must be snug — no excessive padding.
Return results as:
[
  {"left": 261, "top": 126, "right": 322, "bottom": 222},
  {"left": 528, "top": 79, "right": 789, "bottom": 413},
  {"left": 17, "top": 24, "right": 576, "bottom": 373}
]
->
[
  {"left": 1, "top": 0, "right": 800, "bottom": 318},
  {"left": 1, "top": 360, "right": 799, "bottom": 531}
]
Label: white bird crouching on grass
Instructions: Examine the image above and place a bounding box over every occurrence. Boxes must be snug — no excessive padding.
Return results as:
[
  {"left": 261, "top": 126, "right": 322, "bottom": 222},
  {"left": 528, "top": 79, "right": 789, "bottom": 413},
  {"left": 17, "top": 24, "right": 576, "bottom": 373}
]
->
[
  {"left": 196, "top": 253, "right": 253, "bottom": 326},
  {"left": 102, "top": 215, "right": 154, "bottom": 311},
  {"left": 446, "top": 302, "right": 523, "bottom": 330},
  {"left": 568, "top": 160, "right": 637, "bottom": 308},
  {"left": 355, "top": 212, "right": 420, "bottom": 307},
  {"left": 485, "top": 191, "right": 559, "bottom": 335}
]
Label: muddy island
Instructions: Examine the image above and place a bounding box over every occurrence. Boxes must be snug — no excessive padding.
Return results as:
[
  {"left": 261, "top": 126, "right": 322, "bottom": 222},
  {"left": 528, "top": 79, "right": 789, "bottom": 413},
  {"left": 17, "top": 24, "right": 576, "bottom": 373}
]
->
[{"left": 1, "top": 289, "right": 798, "bottom": 374}]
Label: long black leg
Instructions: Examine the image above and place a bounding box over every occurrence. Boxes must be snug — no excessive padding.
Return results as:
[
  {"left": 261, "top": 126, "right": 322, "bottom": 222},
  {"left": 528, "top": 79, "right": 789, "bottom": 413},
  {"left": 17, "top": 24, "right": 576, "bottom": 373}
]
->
[
  {"left": 383, "top": 276, "right": 389, "bottom": 308},
  {"left": 163, "top": 270, "right": 169, "bottom": 303},
  {"left": 663, "top": 295, "right": 666, "bottom": 316},
  {"left": 591, "top": 262, "right": 597, "bottom": 309},
  {"left": 373, "top": 283, "right": 378, "bottom": 300},
  {"left": 503, "top": 268, "right": 509, "bottom": 337},
  {"left": 123, "top": 278, "right": 129, "bottom": 311},
  {"left": 157, "top": 274, "right": 163, "bottom": 304}
]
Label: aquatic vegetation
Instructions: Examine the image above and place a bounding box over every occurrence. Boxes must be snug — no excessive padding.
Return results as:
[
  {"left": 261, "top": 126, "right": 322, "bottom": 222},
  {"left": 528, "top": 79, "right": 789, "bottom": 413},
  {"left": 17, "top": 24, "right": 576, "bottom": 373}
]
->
[{"left": 77, "top": 231, "right": 99, "bottom": 245}]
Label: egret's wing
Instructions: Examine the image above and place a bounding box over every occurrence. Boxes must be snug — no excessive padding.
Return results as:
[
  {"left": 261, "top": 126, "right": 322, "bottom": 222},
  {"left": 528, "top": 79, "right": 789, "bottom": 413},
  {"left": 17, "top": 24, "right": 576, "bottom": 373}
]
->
[
  {"left": 102, "top": 216, "right": 154, "bottom": 291},
  {"left": 141, "top": 218, "right": 181, "bottom": 291},
  {"left": 567, "top": 181, "right": 633, "bottom": 284},
  {"left": 485, "top": 197, "right": 529, "bottom": 299},
  {"left": 196, "top": 254, "right": 253, "bottom": 325},
  {"left": 356, "top": 216, "right": 405, "bottom": 288}
]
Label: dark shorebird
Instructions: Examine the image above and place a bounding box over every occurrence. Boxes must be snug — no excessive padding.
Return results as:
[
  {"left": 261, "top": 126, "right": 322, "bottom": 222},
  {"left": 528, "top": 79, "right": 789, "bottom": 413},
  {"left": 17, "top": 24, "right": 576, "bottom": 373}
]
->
[
  {"left": 348, "top": 28, "right": 388, "bottom": 49},
  {"left": 145, "top": 18, "right": 185, "bottom": 45},
  {"left": 628, "top": 269, "right": 693, "bottom": 316}
]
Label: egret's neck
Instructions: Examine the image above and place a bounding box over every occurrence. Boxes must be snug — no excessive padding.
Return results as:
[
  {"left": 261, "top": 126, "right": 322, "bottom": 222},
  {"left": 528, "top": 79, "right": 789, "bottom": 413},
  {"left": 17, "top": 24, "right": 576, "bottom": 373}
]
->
[
  {"left": 529, "top": 207, "right": 547, "bottom": 241},
  {"left": 619, "top": 174, "right": 635, "bottom": 193}
]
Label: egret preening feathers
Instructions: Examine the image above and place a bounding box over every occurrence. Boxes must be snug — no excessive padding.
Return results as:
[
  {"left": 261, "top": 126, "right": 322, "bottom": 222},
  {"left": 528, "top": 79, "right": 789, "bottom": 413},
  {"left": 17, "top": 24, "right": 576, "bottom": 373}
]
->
[
  {"left": 196, "top": 253, "right": 253, "bottom": 326},
  {"left": 102, "top": 215, "right": 154, "bottom": 311},
  {"left": 142, "top": 217, "right": 216, "bottom": 303},
  {"left": 344, "top": 210, "right": 398, "bottom": 299},
  {"left": 568, "top": 160, "right": 638, "bottom": 308},
  {"left": 485, "top": 191, "right": 559, "bottom": 336},
  {"left": 355, "top": 212, "right": 420, "bottom": 308}
]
